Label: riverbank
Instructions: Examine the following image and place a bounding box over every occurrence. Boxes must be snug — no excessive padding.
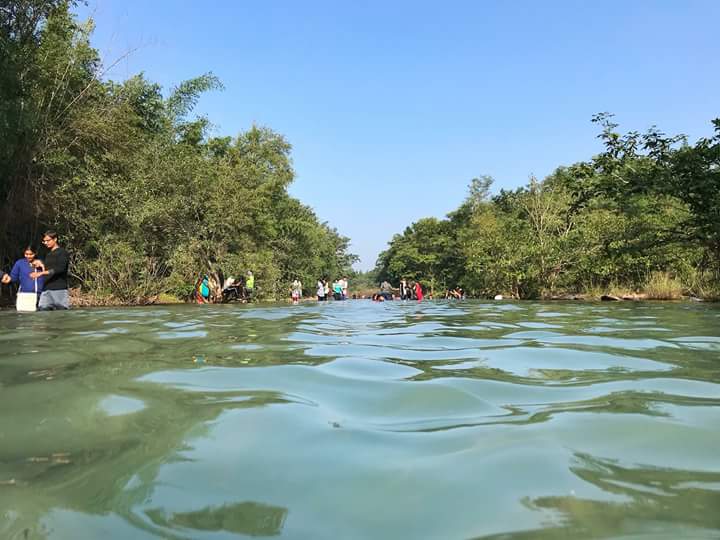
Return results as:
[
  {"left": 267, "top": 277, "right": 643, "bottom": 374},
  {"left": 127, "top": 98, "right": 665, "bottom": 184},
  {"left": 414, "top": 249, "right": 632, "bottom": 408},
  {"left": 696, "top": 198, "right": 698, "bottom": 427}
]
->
[
  {"left": 1, "top": 287, "right": 717, "bottom": 310},
  {"left": 543, "top": 292, "right": 712, "bottom": 302},
  {"left": 67, "top": 289, "right": 186, "bottom": 307},
  {"left": 0, "top": 288, "right": 186, "bottom": 309}
]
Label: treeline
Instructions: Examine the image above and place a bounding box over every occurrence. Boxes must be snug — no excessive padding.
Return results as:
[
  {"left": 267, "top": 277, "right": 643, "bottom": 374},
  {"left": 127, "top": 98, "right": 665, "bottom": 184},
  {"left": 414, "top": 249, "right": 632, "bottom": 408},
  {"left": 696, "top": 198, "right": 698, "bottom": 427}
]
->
[
  {"left": 376, "top": 113, "right": 720, "bottom": 299},
  {"left": 1, "top": 1, "right": 356, "bottom": 302}
]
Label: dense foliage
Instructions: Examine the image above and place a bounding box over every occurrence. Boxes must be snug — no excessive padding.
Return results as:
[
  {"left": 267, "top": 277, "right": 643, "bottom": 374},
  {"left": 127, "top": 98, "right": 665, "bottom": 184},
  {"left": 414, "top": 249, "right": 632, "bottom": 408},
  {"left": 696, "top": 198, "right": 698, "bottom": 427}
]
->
[
  {"left": 0, "top": 1, "right": 356, "bottom": 302},
  {"left": 376, "top": 114, "right": 720, "bottom": 299}
]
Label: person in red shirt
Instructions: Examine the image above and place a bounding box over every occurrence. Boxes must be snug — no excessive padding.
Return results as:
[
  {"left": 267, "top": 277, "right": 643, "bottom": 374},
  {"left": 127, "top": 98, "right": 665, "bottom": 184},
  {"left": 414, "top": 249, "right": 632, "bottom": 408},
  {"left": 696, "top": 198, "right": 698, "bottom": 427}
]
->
[{"left": 414, "top": 281, "right": 423, "bottom": 301}]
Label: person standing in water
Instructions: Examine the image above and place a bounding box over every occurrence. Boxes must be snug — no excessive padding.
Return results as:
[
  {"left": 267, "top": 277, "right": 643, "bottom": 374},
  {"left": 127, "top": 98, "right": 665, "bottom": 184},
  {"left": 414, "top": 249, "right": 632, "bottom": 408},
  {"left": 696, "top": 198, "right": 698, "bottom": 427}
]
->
[
  {"left": 291, "top": 279, "right": 302, "bottom": 304},
  {"left": 414, "top": 281, "right": 424, "bottom": 302},
  {"left": 10, "top": 246, "right": 45, "bottom": 310},
  {"left": 244, "top": 271, "right": 254, "bottom": 299},
  {"left": 317, "top": 278, "right": 326, "bottom": 301},
  {"left": 400, "top": 278, "right": 409, "bottom": 300},
  {"left": 380, "top": 280, "right": 394, "bottom": 301},
  {"left": 30, "top": 230, "right": 70, "bottom": 310},
  {"left": 332, "top": 279, "right": 343, "bottom": 300}
]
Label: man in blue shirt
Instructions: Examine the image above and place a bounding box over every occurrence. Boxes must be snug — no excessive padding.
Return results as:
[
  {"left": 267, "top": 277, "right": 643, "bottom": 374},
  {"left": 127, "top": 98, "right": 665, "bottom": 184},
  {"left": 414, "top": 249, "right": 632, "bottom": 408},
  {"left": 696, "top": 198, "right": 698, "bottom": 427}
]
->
[{"left": 10, "top": 246, "right": 45, "bottom": 297}]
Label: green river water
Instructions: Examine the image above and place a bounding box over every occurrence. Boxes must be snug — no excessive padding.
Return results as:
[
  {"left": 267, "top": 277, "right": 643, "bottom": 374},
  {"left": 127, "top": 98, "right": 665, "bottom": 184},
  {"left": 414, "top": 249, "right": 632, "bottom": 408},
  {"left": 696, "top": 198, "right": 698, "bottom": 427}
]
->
[{"left": 1, "top": 300, "right": 719, "bottom": 539}]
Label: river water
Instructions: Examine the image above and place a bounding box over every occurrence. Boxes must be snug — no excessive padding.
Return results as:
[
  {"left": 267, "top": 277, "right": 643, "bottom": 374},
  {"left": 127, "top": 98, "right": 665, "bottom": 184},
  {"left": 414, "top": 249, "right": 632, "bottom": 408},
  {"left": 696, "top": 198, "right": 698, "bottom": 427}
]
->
[{"left": 1, "top": 300, "right": 719, "bottom": 539}]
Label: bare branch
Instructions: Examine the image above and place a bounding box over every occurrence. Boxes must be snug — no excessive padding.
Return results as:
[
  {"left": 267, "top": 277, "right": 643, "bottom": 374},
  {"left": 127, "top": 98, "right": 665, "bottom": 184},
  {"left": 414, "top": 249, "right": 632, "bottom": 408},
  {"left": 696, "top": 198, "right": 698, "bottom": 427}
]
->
[{"left": 54, "top": 45, "right": 139, "bottom": 122}]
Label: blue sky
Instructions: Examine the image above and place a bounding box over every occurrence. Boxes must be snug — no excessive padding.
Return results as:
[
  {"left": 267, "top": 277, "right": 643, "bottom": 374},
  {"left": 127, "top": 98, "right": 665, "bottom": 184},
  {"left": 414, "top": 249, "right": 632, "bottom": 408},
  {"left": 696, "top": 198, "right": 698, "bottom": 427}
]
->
[{"left": 75, "top": 1, "right": 719, "bottom": 270}]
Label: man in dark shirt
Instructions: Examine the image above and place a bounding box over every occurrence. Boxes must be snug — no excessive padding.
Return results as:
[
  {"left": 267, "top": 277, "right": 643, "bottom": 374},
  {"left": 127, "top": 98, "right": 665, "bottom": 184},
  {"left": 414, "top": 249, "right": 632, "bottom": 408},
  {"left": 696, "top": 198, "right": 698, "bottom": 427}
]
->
[
  {"left": 1, "top": 270, "right": 10, "bottom": 285},
  {"left": 31, "top": 230, "right": 70, "bottom": 310}
]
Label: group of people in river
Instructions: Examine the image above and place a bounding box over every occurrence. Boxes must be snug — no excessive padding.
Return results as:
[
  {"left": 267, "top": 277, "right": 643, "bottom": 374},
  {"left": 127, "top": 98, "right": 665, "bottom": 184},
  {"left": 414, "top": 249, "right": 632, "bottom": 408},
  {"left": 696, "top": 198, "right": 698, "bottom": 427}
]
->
[
  {"left": 316, "top": 277, "right": 349, "bottom": 302},
  {"left": 289, "top": 277, "right": 350, "bottom": 303},
  {"left": 288, "top": 277, "right": 428, "bottom": 303},
  {"left": 289, "top": 277, "right": 465, "bottom": 303},
  {"left": 0, "top": 231, "right": 70, "bottom": 311},
  {"left": 195, "top": 271, "right": 255, "bottom": 303},
  {"left": 372, "top": 279, "right": 424, "bottom": 301}
]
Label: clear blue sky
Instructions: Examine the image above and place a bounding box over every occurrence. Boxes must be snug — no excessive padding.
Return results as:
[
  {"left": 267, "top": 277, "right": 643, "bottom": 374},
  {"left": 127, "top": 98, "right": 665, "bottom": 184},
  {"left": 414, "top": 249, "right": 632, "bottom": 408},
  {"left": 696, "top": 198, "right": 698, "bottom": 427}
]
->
[{"left": 75, "top": 1, "right": 719, "bottom": 270}]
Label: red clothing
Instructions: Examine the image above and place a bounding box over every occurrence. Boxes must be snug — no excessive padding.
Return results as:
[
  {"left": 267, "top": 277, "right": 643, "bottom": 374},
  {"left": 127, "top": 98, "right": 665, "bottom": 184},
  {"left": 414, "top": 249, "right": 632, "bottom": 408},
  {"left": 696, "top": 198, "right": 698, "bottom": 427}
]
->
[{"left": 415, "top": 282, "right": 423, "bottom": 301}]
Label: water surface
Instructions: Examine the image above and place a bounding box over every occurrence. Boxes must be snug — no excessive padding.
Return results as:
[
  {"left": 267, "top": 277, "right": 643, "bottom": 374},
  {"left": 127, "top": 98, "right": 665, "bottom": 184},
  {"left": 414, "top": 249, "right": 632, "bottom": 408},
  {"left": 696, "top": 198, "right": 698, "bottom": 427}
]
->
[{"left": 1, "top": 301, "right": 719, "bottom": 539}]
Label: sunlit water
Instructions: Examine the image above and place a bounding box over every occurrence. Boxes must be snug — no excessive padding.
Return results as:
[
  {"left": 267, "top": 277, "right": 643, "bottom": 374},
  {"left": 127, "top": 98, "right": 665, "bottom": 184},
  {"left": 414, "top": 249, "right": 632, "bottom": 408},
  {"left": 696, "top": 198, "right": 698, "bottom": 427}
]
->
[{"left": 1, "top": 300, "right": 719, "bottom": 539}]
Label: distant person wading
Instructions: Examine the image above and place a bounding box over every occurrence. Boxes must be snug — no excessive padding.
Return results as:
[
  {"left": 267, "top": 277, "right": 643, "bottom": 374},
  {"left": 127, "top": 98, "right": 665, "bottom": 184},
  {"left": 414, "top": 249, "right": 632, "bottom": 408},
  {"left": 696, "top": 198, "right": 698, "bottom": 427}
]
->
[
  {"left": 291, "top": 279, "right": 302, "bottom": 304},
  {"left": 317, "top": 278, "right": 327, "bottom": 301}
]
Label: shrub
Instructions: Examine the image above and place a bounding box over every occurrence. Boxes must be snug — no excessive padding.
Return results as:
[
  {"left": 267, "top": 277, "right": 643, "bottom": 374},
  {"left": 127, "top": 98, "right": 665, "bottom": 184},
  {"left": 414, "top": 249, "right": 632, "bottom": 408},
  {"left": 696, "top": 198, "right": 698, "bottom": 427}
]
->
[{"left": 643, "top": 272, "right": 683, "bottom": 300}]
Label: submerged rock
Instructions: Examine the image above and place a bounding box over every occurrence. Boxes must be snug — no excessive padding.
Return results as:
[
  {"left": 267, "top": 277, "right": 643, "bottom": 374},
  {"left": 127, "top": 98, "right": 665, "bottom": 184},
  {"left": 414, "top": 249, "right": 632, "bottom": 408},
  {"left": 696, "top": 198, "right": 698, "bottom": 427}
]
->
[{"left": 549, "top": 294, "right": 582, "bottom": 300}]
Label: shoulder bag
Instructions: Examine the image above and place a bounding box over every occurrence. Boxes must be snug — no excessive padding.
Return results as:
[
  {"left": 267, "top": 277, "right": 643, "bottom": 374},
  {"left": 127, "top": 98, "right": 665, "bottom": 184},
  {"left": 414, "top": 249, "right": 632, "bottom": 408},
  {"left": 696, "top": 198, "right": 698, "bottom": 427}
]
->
[{"left": 16, "top": 278, "right": 38, "bottom": 312}]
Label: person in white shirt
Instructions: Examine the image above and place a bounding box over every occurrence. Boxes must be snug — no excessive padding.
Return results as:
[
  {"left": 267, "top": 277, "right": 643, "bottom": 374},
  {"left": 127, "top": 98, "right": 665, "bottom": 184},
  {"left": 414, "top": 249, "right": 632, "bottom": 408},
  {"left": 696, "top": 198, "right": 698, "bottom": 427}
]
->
[{"left": 291, "top": 279, "right": 302, "bottom": 304}]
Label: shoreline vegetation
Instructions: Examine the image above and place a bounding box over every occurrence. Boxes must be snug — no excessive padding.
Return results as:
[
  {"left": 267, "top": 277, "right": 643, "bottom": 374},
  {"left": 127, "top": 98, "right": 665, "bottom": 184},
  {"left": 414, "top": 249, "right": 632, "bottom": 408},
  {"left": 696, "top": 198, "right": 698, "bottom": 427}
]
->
[
  {"left": 373, "top": 115, "right": 720, "bottom": 302},
  {"left": 2, "top": 3, "right": 719, "bottom": 308}
]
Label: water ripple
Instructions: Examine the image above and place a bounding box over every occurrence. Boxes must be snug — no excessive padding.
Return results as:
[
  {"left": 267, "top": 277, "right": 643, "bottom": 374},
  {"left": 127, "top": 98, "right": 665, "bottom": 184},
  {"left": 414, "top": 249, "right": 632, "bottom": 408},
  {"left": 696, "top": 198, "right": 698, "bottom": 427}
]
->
[{"left": 0, "top": 300, "right": 719, "bottom": 539}]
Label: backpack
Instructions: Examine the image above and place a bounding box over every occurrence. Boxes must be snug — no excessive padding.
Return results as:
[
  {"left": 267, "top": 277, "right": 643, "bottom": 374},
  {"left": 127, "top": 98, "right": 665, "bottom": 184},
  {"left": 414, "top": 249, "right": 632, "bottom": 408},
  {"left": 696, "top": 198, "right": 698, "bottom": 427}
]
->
[{"left": 200, "top": 276, "right": 210, "bottom": 298}]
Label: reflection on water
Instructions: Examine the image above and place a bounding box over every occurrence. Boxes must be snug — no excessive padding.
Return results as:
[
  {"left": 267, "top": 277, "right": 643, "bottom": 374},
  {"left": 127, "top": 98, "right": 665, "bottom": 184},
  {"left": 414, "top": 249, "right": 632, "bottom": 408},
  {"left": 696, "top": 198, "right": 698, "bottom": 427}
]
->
[
  {"left": 0, "top": 301, "right": 719, "bottom": 539},
  {"left": 146, "top": 502, "right": 287, "bottom": 536},
  {"left": 504, "top": 453, "right": 720, "bottom": 540}
]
